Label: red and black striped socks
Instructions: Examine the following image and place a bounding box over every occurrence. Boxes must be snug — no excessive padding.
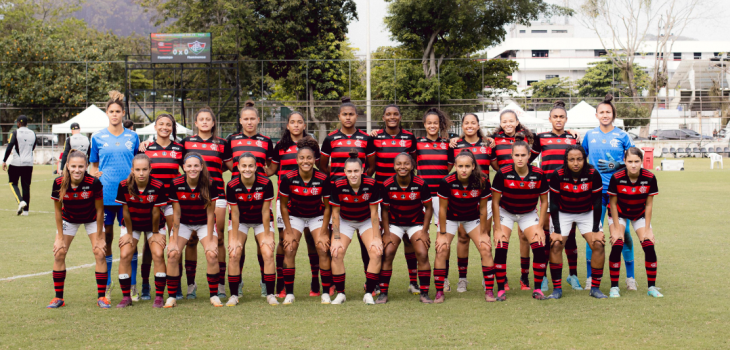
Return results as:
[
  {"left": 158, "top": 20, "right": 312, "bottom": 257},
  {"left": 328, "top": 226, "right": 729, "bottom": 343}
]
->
[
  {"left": 320, "top": 269, "right": 333, "bottom": 294},
  {"left": 206, "top": 274, "right": 219, "bottom": 298},
  {"left": 379, "top": 269, "right": 392, "bottom": 294},
  {"left": 405, "top": 253, "right": 418, "bottom": 286},
  {"left": 275, "top": 253, "right": 284, "bottom": 293},
  {"left": 641, "top": 240, "right": 658, "bottom": 287},
  {"left": 550, "top": 262, "right": 563, "bottom": 290},
  {"left": 154, "top": 273, "right": 166, "bottom": 297},
  {"left": 218, "top": 262, "right": 226, "bottom": 289},
  {"left": 228, "top": 274, "right": 241, "bottom": 296},
  {"left": 95, "top": 271, "right": 108, "bottom": 298},
  {"left": 53, "top": 270, "right": 66, "bottom": 299},
  {"left": 263, "top": 273, "right": 275, "bottom": 295},
  {"left": 434, "top": 269, "right": 446, "bottom": 292},
  {"left": 530, "top": 242, "right": 548, "bottom": 289},
  {"left": 418, "top": 269, "right": 431, "bottom": 294},
  {"left": 365, "top": 272, "right": 380, "bottom": 294},
  {"left": 520, "top": 256, "right": 530, "bottom": 281},
  {"left": 166, "top": 275, "right": 180, "bottom": 298},
  {"left": 309, "top": 254, "right": 320, "bottom": 293},
  {"left": 609, "top": 239, "right": 624, "bottom": 288},
  {"left": 283, "top": 268, "right": 295, "bottom": 294},
  {"left": 184, "top": 260, "right": 197, "bottom": 286},
  {"left": 494, "top": 242, "right": 509, "bottom": 292},
  {"left": 482, "top": 266, "right": 495, "bottom": 290},
  {"left": 457, "top": 257, "right": 468, "bottom": 279},
  {"left": 333, "top": 273, "right": 346, "bottom": 294},
  {"left": 591, "top": 268, "right": 603, "bottom": 288},
  {"left": 119, "top": 274, "right": 131, "bottom": 297}
]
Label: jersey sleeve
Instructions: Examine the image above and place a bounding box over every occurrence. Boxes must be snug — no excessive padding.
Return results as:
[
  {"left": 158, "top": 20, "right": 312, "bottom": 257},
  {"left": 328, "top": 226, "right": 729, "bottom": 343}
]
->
[
  {"left": 226, "top": 183, "right": 237, "bottom": 205},
  {"left": 89, "top": 135, "right": 100, "bottom": 163},
  {"left": 491, "top": 172, "right": 504, "bottom": 193},
  {"left": 168, "top": 186, "right": 179, "bottom": 202},
  {"left": 624, "top": 132, "right": 635, "bottom": 150},
  {"left": 222, "top": 139, "right": 232, "bottom": 162},
  {"left": 266, "top": 139, "right": 275, "bottom": 160},
  {"left": 369, "top": 184, "right": 382, "bottom": 205},
  {"left": 592, "top": 171, "right": 603, "bottom": 192},
  {"left": 539, "top": 173, "right": 549, "bottom": 194},
  {"left": 381, "top": 186, "right": 390, "bottom": 207},
  {"left": 320, "top": 136, "right": 332, "bottom": 157},
  {"left": 481, "top": 186, "right": 492, "bottom": 200},
  {"left": 3, "top": 130, "right": 17, "bottom": 163},
  {"left": 607, "top": 175, "right": 618, "bottom": 196},
  {"left": 366, "top": 137, "right": 376, "bottom": 157},
  {"left": 407, "top": 135, "right": 417, "bottom": 155},
  {"left": 93, "top": 179, "right": 104, "bottom": 200},
  {"left": 51, "top": 178, "right": 61, "bottom": 200},
  {"left": 531, "top": 136, "right": 543, "bottom": 155},
  {"left": 437, "top": 178, "right": 450, "bottom": 199},
  {"left": 154, "top": 188, "right": 168, "bottom": 207},
  {"left": 210, "top": 183, "right": 219, "bottom": 201},
  {"left": 549, "top": 171, "right": 560, "bottom": 193},
  {"left": 278, "top": 175, "right": 290, "bottom": 197},
  {"left": 115, "top": 182, "right": 126, "bottom": 204},
  {"left": 328, "top": 185, "right": 340, "bottom": 206},
  {"left": 420, "top": 182, "right": 433, "bottom": 203},
  {"left": 322, "top": 176, "right": 331, "bottom": 198},
  {"left": 648, "top": 175, "right": 659, "bottom": 196},
  {"left": 447, "top": 145, "right": 455, "bottom": 165},
  {"left": 132, "top": 133, "right": 140, "bottom": 156},
  {"left": 582, "top": 133, "right": 591, "bottom": 155},
  {"left": 271, "top": 142, "right": 282, "bottom": 164},
  {"left": 264, "top": 180, "right": 274, "bottom": 201}
]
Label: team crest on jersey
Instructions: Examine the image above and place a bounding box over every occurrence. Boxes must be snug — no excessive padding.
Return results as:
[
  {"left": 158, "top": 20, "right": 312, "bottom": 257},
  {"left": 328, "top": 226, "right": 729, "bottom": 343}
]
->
[
  {"left": 147, "top": 195, "right": 155, "bottom": 202},
  {"left": 355, "top": 140, "right": 361, "bottom": 147},
  {"left": 247, "top": 141, "right": 252, "bottom": 145},
  {"left": 202, "top": 144, "right": 207, "bottom": 148},
  {"left": 254, "top": 192, "right": 263, "bottom": 200},
  {"left": 81, "top": 192, "right": 89, "bottom": 199},
  {"left": 639, "top": 186, "right": 647, "bottom": 194},
  {"left": 362, "top": 193, "right": 370, "bottom": 201},
  {"left": 528, "top": 182, "right": 536, "bottom": 189},
  {"left": 170, "top": 151, "right": 177, "bottom": 158},
  {"left": 470, "top": 190, "right": 479, "bottom": 198},
  {"left": 391, "top": 140, "right": 396, "bottom": 145},
  {"left": 480, "top": 147, "right": 487, "bottom": 154},
  {"left": 400, "top": 194, "right": 406, "bottom": 199},
  {"left": 310, "top": 188, "right": 319, "bottom": 195},
  {"left": 440, "top": 143, "right": 447, "bottom": 149},
  {"left": 519, "top": 182, "right": 524, "bottom": 187},
  {"left": 472, "top": 148, "right": 477, "bottom": 152},
  {"left": 610, "top": 139, "right": 620, "bottom": 148},
  {"left": 124, "top": 141, "right": 133, "bottom": 150},
  {"left": 347, "top": 140, "right": 352, "bottom": 145},
  {"left": 399, "top": 140, "right": 406, "bottom": 147},
  {"left": 210, "top": 144, "right": 218, "bottom": 151},
  {"left": 161, "top": 152, "right": 166, "bottom": 156},
  {"left": 303, "top": 188, "right": 308, "bottom": 194},
  {"left": 256, "top": 140, "right": 262, "bottom": 148},
  {"left": 581, "top": 184, "right": 589, "bottom": 191},
  {"left": 353, "top": 197, "right": 359, "bottom": 202},
  {"left": 632, "top": 188, "right": 636, "bottom": 193},
  {"left": 409, "top": 193, "right": 417, "bottom": 200}
]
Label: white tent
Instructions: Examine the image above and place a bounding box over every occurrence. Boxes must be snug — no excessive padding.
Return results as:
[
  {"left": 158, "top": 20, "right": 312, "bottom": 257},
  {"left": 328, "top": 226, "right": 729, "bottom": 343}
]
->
[
  {"left": 500, "top": 103, "right": 551, "bottom": 131},
  {"left": 136, "top": 122, "right": 192, "bottom": 136},
  {"left": 51, "top": 105, "right": 109, "bottom": 134},
  {"left": 567, "top": 100, "right": 624, "bottom": 128}
]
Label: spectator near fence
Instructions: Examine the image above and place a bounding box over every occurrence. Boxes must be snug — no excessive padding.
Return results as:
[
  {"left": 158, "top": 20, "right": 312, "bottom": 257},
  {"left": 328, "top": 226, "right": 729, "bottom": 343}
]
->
[
  {"left": 60, "top": 123, "right": 91, "bottom": 171},
  {"left": 3, "top": 115, "right": 37, "bottom": 216}
]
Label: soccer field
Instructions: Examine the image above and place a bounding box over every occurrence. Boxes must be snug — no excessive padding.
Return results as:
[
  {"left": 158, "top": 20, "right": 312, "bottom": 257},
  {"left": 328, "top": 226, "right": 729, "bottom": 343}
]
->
[{"left": 0, "top": 160, "right": 728, "bottom": 349}]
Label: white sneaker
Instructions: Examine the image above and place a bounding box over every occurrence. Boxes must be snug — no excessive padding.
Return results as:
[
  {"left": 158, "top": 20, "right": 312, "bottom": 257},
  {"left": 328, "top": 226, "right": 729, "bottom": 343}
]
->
[
  {"left": 105, "top": 281, "right": 114, "bottom": 300},
  {"left": 187, "top": 283, "right": 197, "bottom": 299},
  {"left": 21, "top": 211, "right": 28, "bottom": 216},
  {"left": 407, "top": 284, "right": 420, "bottom": 295},
  {"left": 331, "top": 293, "right": 347, "bottom": 305},
  {"left": 283, "top": 294, "right": 295, "bottom": 305},
  {"left": 17, "top": 201, "right": 26, "bottom": 215},
  {"left": 210, "top": 295, "right": 223, "bottom": 307},
  {"left": 482, "top": 279, "right": 486, "bottom": 291},
  {"left": 266, "top": 295, "right": 279, "bottom": 305},
  {"left": 163, "top": 297, "right": 177, "bottom": 308},
  {"left": 130, "top": 285, "right": 140, "bottom": 302},
  {"left": 321, "top": 293, "right": 332, "bottom": 304},
  {"left": 457, "top": 278, "right": 468, "bottom": 293},
  {"left": 585, "top": 277, "right": 592, "bottom": 290},
  {"left": 443, "top": 278, "right": 451, "bottom": 292},
  {"left": 226, "top": 295, "right": 239, "bottom": 306},
  {"left": 626, "top": 277, "right": 638, "bottom": 291},
  {"left": 609, "top": 287, "right": 621, "bottom": 298},
  {"left": 363, "top": 293, "right": 375, "bottom": 305}
]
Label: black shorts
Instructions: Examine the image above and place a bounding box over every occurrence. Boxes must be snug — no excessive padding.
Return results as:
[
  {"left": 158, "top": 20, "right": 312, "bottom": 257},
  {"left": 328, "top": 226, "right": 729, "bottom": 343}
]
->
[{"left": 8, "top": 165, "right": 33, "bottom": 185}]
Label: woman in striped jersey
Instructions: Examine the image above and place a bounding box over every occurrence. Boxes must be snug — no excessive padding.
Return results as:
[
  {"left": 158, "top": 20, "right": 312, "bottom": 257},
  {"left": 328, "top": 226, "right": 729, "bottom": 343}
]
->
[{"left": 270, "top": 111, "right": 323, "bottom": 299}]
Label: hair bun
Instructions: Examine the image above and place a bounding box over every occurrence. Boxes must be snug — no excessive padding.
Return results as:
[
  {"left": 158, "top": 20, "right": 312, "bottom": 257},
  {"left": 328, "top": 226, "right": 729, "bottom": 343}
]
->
[
  {"left": 604, "top": 94, "right": 614, "bottom": 103},
  {"left": 514, "top": 132, "right": 526, "bottom": 142},
  {"left": 348, "top": 148, "right": 358, "bottom": 159},
  {"left": 244, "top": 100, "right": 255, "bottom": 108},
  {"left": 554, "top": 100, "right": 566, "bottom": 108},
  {"left": 108, "top": 90, "right": 124, "bottom": 101},
  {"left": 341, "top": 96, "right": 351, "bottom": 104}
]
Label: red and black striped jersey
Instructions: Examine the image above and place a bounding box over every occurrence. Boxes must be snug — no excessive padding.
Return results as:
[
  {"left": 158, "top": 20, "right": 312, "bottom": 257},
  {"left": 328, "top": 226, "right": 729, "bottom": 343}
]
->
[
  {"left": 382, "top": 175, "right": 432, "bottom": 226},
  {"left": 145, "top": 141, "right": 183, "bottom": 186},
  {"left": 181, "top": 135, "right": 231, "bottom": 194},
  {"left": 415, "top": 137, "right": 453, "bottom": 196},
  {"left": 548, "top": 168, "right": 602, "bottom": 213},
  {"left": 169, "top": 175, "right": 219, "bottom": 226},
  {"left": 115, "top": 178, "right": 168, "bottom": 232},
  {"left": 607, "top": 169, "right": 658, "bottom": 221},
  {"left": 321, "top": 129, "right": 375, "bottom": 179},
  {"left": 438, "top": 173, "right": 491, "bottom": 222},
  {"left": 372, "top": 129, "right": 417, "bottom": 184},
  {"left": 453, "top": 138, "right": 494, "bottom": 176},
  {"left": 226, "top": 174, "right": 275, "bottom": 225},
  {"left": 278, "top": 169, "right": 330, "bottom": 218},
  {"left": 491, "top": 165, "right": 548, "bottom": 214},
  {"left": 532, "top": 132, "right": 579, "bottom": 175},
  {"left": 272, "top": 140, "right": 321, "bottom": 180},
  {"left": 51, "top": 174, "right": 103, "bottom": 223},
  {"left": 328, "top": 175, "right": 381, "bottom": 222},
  {"left": 491, "top": 131, "right": 539, "bottom": 169},
  {"left": 227, "top": 132, "right": 274, "bottom": 177}
]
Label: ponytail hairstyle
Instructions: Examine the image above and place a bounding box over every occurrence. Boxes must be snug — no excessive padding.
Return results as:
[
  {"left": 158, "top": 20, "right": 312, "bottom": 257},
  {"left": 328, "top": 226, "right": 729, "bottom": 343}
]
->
[
  {"left": 339, "top": 96, "right": 359, "bottom": 114},
  {"left": 596, "top": 93, "right": 617, "bottom": 121},
  {"left": 454, "top": 149, "right": 487, "bottom": 190},
  {"left": 550, "top": 100, "right": 567, "bottom": 116},
  {"left": 106, "top": 90, "right": 125, "bottom": 112},
  {"left": 460, "top": 113, "right": 485, "bottom": 140},
  {"left": 344, "top": 148, "right": 362, "bottom": 167},
  {"left": 183, "top": 152, "right": 212, "bottom": 207},
  {"left": 382, "top": 104, "right": 402, "bottom": 130},
  {"left": 493, "top": 109, "right": 535, "bottom": 145},
  {"left": 156, "top": 113, "right": 177, "bottom": 140},
  {"left": 279, "top": 111, "right": 309, "bottom": 150},
  {"left": 423, "top": 107, "right": 451, "bottom": 139},
  {"left": 296, "top": 136, "right": 321, "bottom": 159},
  {"left": 58, "top": 149, "right": 88, "bottom": 205},
  {"left": 194, "top": 107, "right": 218, "bottom": 142},
  {"left": 624, "top": 146, "right": 644, "bottom": 161},
  {"left": 561, "top": 144, "right": 593, "bottom": 178},
  {"left": 238, "top": 100, "right": 259, "bottom": 133},
  {"left": 126, "top": 154, "right": 152, "bottom": 197},
  {"left": 511, "top": 132, "right": 531, "bottom": 154},
  {"left": 394, "top": 152, "right": 416, "bottom": 176}
]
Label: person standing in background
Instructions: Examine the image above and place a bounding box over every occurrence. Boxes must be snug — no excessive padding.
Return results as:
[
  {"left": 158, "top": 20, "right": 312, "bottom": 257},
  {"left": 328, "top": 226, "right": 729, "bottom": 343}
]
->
[
  {"left": 3, "top": 115, "right": 37, "bottom": 216},
  {"left": 60, "top": 123, "right": 90, "bottom": 172}
]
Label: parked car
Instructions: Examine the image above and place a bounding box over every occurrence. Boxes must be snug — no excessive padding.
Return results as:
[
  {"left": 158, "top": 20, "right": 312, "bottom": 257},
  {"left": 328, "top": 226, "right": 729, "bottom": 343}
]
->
[
  {"left": 628, "top": 132, "right": 650, "bottom": 141},
  {"left": 649, "top": 129, "right": 712, "bottom": 140},
  {"left": 35, "top": 133, "right": 58, "bottom": 147}
]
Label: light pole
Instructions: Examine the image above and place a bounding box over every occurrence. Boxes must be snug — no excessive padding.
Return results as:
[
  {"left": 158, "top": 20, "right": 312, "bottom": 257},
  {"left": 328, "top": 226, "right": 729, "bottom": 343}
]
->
[{"left": 365, "top": 0, "right": 372, "bottom": 132}]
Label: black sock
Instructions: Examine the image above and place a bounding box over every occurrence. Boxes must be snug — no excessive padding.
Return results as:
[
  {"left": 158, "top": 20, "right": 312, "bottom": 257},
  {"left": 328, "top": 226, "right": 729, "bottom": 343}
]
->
[
  {"left": 283, "top": 268, "right": 295, "bottom": 295},
  {"left": 494, "top": 242, "right": 509, "bottom": 292},
  {"left": 641, "top": 240, "right": 658, "bottom": 287},
  {"left": 609, "top": 239, "right": 624, "bottom": 288}
]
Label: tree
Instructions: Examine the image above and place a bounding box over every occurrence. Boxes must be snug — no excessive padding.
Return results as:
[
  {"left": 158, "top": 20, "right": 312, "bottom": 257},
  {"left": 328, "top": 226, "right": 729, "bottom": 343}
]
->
[
  {"left": 527, "top": 77, "right": 574, "bottom": 99},
  {"left": 576, "top": 59, "right": 651, "bottom": 98},
  {"left": 384, "top": 0, "right": 570, "bottom": 79}
]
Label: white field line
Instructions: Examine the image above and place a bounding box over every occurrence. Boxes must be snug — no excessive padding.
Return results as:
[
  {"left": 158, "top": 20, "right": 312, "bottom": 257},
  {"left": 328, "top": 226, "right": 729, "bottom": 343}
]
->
[{"left": 0, "top": 253, "right": 142, "bottom": 282}]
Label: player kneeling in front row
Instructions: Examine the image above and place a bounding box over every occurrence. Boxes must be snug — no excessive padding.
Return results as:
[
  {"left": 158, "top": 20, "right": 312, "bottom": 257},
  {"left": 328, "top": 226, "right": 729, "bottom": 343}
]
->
[
  {"left": 164, "top": 153, "right": 222, "bottom": 308},
  {"left": 546, "top": 145, "right": 604, "bottom": 299},
  {"left": 115, "top": 154, "right": 169, "bottom": 308},
  {"left": 603, "top": 147, "right": 662, "bottom": 298},
  {"left": 329, "top": 150, "right": 383, "bottom": 305},
  {"left": 226, "top": 153, "right": 278, "bottom": 306},
  {"left": 279, "top": 138, "right": 333, "bottom": 305},
  {"left": 380, "top": 153, "right": 434, "bottom": 304},
  {"left": 435, "top": 150, "right": 495, "bottom": 303},
  {"left": 48, "top": 150, "right": 108, "bottom": 309}
]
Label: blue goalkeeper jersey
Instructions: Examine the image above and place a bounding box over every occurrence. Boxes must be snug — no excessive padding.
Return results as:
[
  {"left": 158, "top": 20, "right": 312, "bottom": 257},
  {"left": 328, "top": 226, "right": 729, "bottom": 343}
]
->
[
  {"left": 582, "top": 126, "right": 634, "bottom": 191},
  {"left": 89, "top": 128, "right": 139, "bottom": 206}
]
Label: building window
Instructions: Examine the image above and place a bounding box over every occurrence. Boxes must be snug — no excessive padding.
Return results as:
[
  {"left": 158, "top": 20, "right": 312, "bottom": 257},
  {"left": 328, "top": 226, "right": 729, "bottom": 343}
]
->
[
  {"left": 714, "top": 52, "right": 721, "bottom": 57},
  {"left": 694, "top": 52, "right": 702, "bottom": 59},
  {"left": 552, "top": 30, "right": 568, "bottom": 33},
  {"left": 595, "top": 50, "right": 607, "bottom": 57},
  {"left": 532, "top": 50, "right": 549, "bottom": 58},
  {"left": 527, "top": 80, "right": 538, "bottom": 86},
  {"left": 531, "top": 30, "right": 547, "bottom": 34},
  {"left": 546, "top": 75, "right": 559, "bottom": 79},
  {"left": 519, "top": 30, "right": 526, "bottom": 33},
  {"left": 674, "top": 52, "right": 681, "bottom": 60}
]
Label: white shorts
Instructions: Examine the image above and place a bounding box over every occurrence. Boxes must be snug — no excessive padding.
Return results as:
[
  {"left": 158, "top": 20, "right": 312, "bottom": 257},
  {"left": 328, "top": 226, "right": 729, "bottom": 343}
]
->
[
  {"left": 338, "top": 218, "right": 373, "bottom": 239},
  {"left": 163, "top": 204, "right": 173, "bottom": 217},
  {"left": 178, "top": 224, "right": 218, "bottom": 240},
  {"left": 445, "top": 219, "right": 480, "bottom": 235},
  {"left": 499, "top": 209, "right": 540, "bottom": 231},
  {"left": 59, "top": 221, "right": 98, "bottom": 237},
  {"left": 607, "top": 217, "right": 650, "bottom": 231},
  {"left": 228, "top": 221, "right": 273, "bottom": 236},
  {"left": 429, "top": 196, "right": 440, "bottom": 227},
  {"left": 551, "top": 211, "right": 601, "bottom": 236},
  {"left": 120, "top": 226, "right": 168, "bottom": 240},
  {"left": 389, "top": 225, "right": 422, "bottom": 240},
  {"left": 288, "top": 215, "right": 325, "bottom": 233},
  {"left": 215, "top": 198, "right": 227, "bottom": 209}
]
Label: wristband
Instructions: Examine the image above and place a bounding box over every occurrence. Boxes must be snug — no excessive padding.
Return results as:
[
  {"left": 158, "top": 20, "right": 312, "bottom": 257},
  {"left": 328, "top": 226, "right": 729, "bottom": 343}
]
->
[{"left": 439, "top": 231, "right": 447, "bottom": 235}]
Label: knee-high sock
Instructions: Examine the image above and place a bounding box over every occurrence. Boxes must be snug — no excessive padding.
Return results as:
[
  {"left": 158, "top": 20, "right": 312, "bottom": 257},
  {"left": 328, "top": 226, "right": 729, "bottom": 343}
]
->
[
  {"left": 434, "top": 269, "right": 446, "bottom": 292},
  {"left": 379, "top": 270, "right": 392, "bottom": 294},
  {"left": 96, "top": 271, "right": 108, "bottom": 298},
  {"left": 275, "top": 253, "right": 284, "bottom": 293},
  {"left": 641, "top": 240, "right": 658, "bottom": 287},
  {"left": 520, "top": 256, "right": 530, "bottom": 281},
  {"left": 365, "top": 272, "right": 380, "bottom": 294},
  {"left": 228, "top": 275, "right": 241, "bottom": 296},
  {"left": 405, "top": 252, "right": 418, "bottom": 286},
  {"left": 530, "top": 242, "right": 548, "bottom": 289},
  {"left": 53, "top": 270, "right": 66, "bottom": 299},
  {"left": 457, "top": 257, "right": 468, "bottom": 279},
  {"left": 586, "top": 242, "right": 593, "bottom": 277},
  {"left": 130, "top": 253, "right": 138, "bottom": 286},
  {"left": 184, "top": 260, "right": 197, "bottom": 286},
  {"left": 609, "top": 239, "right": 624, "bottom": 288},
  {"left": 333, "top": 273, "right": 346, "bottom": 294},
  {"left": 283, "top": 268, "right": 295, "bottom": 295},
  {"left": 565, "top": 227, "right": 578, "bottom": 276},
  {"left": 206, "top": 274, "right": 219, "bottom": 298},
  {"left": 154, "top": 273, "right": 167, "bottom": 297},
  {"left": 320, "top": 269, "right": 333, "bottom": 294},
  {"left": 550, "top": 262, "right": 563, "bottom": 289},
  {"left": 623, "top": 227, "right": 635, "bottom": 279},
  {"left": 591, "top": 268, "right": 603, "bottom": 289},
  {"left": 418, "top": 269, "right": 431, "bottom": 294},
  {"left": 166, "top": 275, "right": 180, "bottom": 298},
  {"left": 263, "top": 273, "right": 275, "bottom": 296},
  {"left": 309, "top": 254, "right": 320, "bottom": 292},
  {"left": 141, "top": 263, "right": 152, "bottom": 286},
  {"left": 119, "top": 274, "right": 131, "bottom": 297},
  {"left": 218, "top": 262, "right": 226, "bottom": 287},
  {"left": 257, "top": 254, "right": 265, "bottom": 283},
  {"left": 494, "top": 242, "right": 509, "bottom": 292},
  {"left": 482, "top": 266, "right": 495, "bottom": 291},
  {"left": 105, "top": 255, "right": 113, "bottom": 286}
]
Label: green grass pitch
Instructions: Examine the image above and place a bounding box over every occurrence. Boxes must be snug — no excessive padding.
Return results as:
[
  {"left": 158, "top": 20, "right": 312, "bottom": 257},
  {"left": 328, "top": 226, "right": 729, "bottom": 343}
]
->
[{"left": 0, "top": 159, "right": 728, "bottom": 349}]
